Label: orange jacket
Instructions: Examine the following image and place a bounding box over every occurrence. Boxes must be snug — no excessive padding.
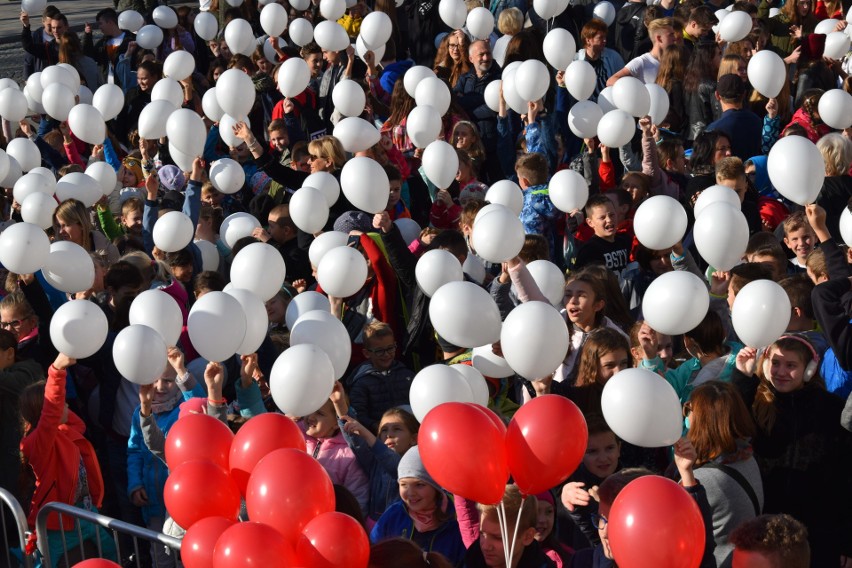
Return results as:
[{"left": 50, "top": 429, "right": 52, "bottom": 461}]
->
[{"left": 21, "top": 365, "right": 104, "bottom": 530}]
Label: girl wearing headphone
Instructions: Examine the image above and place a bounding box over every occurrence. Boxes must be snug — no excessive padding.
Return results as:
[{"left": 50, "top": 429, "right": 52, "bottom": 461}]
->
[{"left": 733, "top": 335, "right": 852, "bottom": 568}]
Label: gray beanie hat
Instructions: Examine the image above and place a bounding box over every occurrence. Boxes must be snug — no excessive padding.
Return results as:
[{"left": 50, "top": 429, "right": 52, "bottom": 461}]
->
[{"left": 397, "top": 446, "right": 442, "bottom": 491}]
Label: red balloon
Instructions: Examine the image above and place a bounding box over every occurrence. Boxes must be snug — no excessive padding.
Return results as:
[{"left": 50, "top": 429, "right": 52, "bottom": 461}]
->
[
  {"left": 245, "top": 448, "right": 335, "bottom": 543},
  {"left": 419, "top": 402, "right": 508, "bottom": 504},
  {"left": 72, "top": 561, "right": 121, "bottom": 567},
  {"left": 608, "top": 476, "right": 705, "bottom": 568},
  {"left": 229, "top": 413, "right": 307, "bottom": 495},
  {"left": 165, "top": 412, "right": 234, "bottom": 471},
  {"left": 468, "top": 403, "right": 507, "bottom": 435},
  {"left": 182, "top": 517, "right": 236, "bottom": 568},
  {"left": 296, "top": 512, "right": 370, "bottom": 568},
  {"left": 163, "top": 460, "right": 241, "bottom": 529},
  {"left": 505, "top": 394, "right": 587, "bottom": 495},
  {"left": 213, "top": 522, "right": 298, "bottom": 568}
]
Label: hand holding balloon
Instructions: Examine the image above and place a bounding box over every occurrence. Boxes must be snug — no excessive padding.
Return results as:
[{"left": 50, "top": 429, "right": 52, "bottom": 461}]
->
[
  {"left": 805, "top": 203, "right": 830, "bottom": 242},
  {"left": 139, "top": 383, "right": 154, "bottom": 417},
  {"left": 637, "top": 322, "right": 658, "bottom": 360},
  {"left": 765, "top": 97, "right": 778, "bottom": 119},
  {"left": 708, "top": 270, "right": 730, "bottom": 297},
  {"left": 560, "top": 481, "right": 591, "bottom": 512},
  {"left": 191, "top": 157, "right": 204, "bottom": 182},
  {"left": 340, "top": 415, "right": 377, "bottom": 446},
  {"left": 145, "top": 173, "right": 158, "bottom": 200},
  {"left": 167, "top": 346, "right": 187, "bottom": 376},
  {"left": 735, "top": 346, "right": 758, "bottom": 376},
  {"left": 373, "top": 211, "right": 392, "bottom": 233},
  {"left": 673, "top": 437, "right": 697, "bottom": 487},
  {"left": 240, "top": 353, "right": 260, "bottom": 388},
  {"left": 329, "top": 380, "right": 348, "bottom": 416},
  {"left": 205, "top": 361, "right": 225, "bottom": 401}
]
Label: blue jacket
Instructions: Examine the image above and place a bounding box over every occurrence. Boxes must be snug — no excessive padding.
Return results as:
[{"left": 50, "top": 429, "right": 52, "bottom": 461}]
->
[
  {"left": 343, "top": 430, "right": 403, "bottom": 522},
  {"left": 347, "top": 360, "right": 414, "bottom": 432},
  {"left": 371, "top": 499, "right": 467, "bottom": 567},
  {"left": 126, "top": 382, "right": 205, "bottom": 523},
  {"left": 821, "top": 347, "right": 852, "bottom": 400},
  {"left": 520, "top": 184, "right": 561, "bottom": 262}
]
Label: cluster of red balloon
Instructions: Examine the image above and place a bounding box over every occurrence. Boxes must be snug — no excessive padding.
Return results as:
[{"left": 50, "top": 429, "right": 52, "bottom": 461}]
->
[
  {"left": 160, "top": 412, "right": 370, "bottom": 568},
  {"left": 418, "top": 395, "right": 588, "bottom": 502}
]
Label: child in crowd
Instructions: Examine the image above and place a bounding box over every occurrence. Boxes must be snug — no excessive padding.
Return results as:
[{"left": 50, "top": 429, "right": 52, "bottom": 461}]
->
[
  {"left": 574, "top": 195, "right": 632, "bottom": 278},
  {"left": 781, "top": 211, "right": 816, "bottom": 273},
  {"left": 517, "top": 152, "right": 560, "bottom": 263}
]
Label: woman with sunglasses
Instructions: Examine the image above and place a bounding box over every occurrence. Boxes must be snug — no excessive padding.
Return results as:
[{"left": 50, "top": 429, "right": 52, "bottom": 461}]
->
[{"left": 673, "top": 381, "right": 763, "bottom": 568}]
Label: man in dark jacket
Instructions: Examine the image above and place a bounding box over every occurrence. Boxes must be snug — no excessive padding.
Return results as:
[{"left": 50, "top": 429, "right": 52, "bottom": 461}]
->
[
  {"left": 83, "top": 8, "right": 134, "bottom": 88},
  {"left": 252, "top": 204, "right": 313, "bottom": 284},
  {"left": 23, "top": 5, "right": 60, "bottom": 79}
]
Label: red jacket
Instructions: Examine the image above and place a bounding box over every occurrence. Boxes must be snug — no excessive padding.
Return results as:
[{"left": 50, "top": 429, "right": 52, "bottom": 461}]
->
[{"left": 21, "top": 366, "right": 104, "bottom": 530}]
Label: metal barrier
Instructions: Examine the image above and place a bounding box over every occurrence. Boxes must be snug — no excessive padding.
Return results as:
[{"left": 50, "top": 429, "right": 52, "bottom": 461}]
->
[
  {"left": 0, "top": 488, "right": 32, "bottom": 568},
  {"left": 35, "top": 503, "right": 182, "bottom": 568}
]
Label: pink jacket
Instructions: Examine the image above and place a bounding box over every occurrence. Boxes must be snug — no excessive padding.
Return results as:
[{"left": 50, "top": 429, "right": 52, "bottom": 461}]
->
[{"left": 300, "top": 423, "right": 370, "bottom": 514}]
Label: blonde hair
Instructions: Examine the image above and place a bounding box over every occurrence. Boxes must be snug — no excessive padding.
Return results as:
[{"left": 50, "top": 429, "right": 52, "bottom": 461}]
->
[
  {"left": 308, "top": 136, "right": 346, "bottom": 171},
  {"left": 647, "top": 17, "right": 674, "bottom": 39},
  {"left": 816, "top": 132, "right": 852, "bottom": 177},
  {"left": 54, "top": 199, "right": 93, "bottom": 251},
  {"left": 121, "top": 250, "right": 172, "bottom": 284},
  {"left": 498, "top": 7, "right": 524, "bottom": 35},
  {"left": 477, "top": 485, "right": 538, "bottom": 537}
]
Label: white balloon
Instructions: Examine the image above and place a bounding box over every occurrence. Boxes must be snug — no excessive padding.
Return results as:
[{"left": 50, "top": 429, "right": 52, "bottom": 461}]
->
[
  {"left": 484, "top": 80, "right": 502, "bottom": 112},
  {"left": 501, "top": 62, "right": 528, "bottom": 114},
  {"left": 409, "top": 364, "right": 474, "bottom": 422},
  {"left": 439, "top": 0, "right": 467, "bottom": 28},
  {"left": 404, "top": 66, "right": 436, "bottom": 98},
  {"left": 819, "top": 88, "right": 852, "bottom": 129},
  {"left": 67, "top": 104, "right": 105, "bottom": 146},
  {"left": 719, "top": 10, "right": 752, "bottom": 41},
  {"left": 13, "top": 171, "right": 54, "bottom": 204},
  {"left": 40, "top": 65, "right": 76, "bottom": 91},
  {"left": 355, "top": 34, "right": 386, "bottom": 63},
  {"left": 217, "top": 68, "right": 255, "bottom": 117},
  {"left": 415, "top": 77, "right": 451, "bottom": 116},
  {"left": 416, "top": 249, "right": 464, "bottom": 297},
  {"left": 78, "top": 85, "right": 93, "bottom": 106},
  {"left": 334, "top": 116, "right": 381, "bottom": 152},
  {"left": 92, "top": 83, "right": 125, "bottom": 121},
  {"left": 299, "top": 173, "right": 337, "bottom": 209},
  {"left": 194, "top": 11, "right": 218, "bottom": 40},
  {"left": 534, "top": 0, "right": 569, "bottom": 19},
  {"left": 118, "top": 10, "right": 145, "bottom": 32},
  {"left": 188, "top": 291, "right": 248, "bottom": 362},
  {"left": 55, "top": 172, "right": 102, "bottom": 207},
  {"left": 646, "top": 83, "right": 670, "bottom": 125},
  {"left": 129, "top": 289, "right": 184, "bottom": 347},
  {"left": 320, "top": 0, "right": 346, "bottom": 19},
  {"left": 500, "top": 301, "right": 569, "bottom": 380},
  {"left": 290, "top": 187, "right": 330, "bottom": 233},
  {"left": 463, "top": 252, "right": 486, "bottom": 284},
  {"left": 825, "top": 31, "right": 851, "bottom": 59},
  {"left": 0, "top": 79, "right": 18, "bottom": 93},
  {"left": 0, "top": 89, "right": 28, "bottom": 122},
  {"left": 0, "top": 149, "right": 9, "bottom": 187},
  {"left": 492, "top": 34, "right": 511, "bottom": 67},
  {"left": 543, "top": 28, "right": 576, "bottom": 70},
  {"left": 20, "top": 192, "right": 56, "bottom": 229},
  {"left": 225, "top": 288, "right": 269, "bottom": 355},
  {"left": 360, "top": 11, "right": 393, "bottom": 48},
  {"left": 195, "top": 239, "right": 221, "bottom": 271},
  {"left": 169, "top": 143, "right": 197, "bottom": 172},
  {"left": 288, "top": 18, "right": 314, "bottom": 47},
  {"left": 515, "top": 59, "right": 550, "bottom": 102},
  {"left": 430, "top": 281, "right": 502, "bottom": 347},
  {"left": 225, "top": 18, "right": 255, "bottom": 56},
  {"left": 613, "top": 76, "right": 650, "bottom": 117},
  {"left": 565, "top": 60, "right": 596, "bottom": 101},
  {"left": 209, "top": 158, "right": 245, "bottom": 195},
  {"left": 747, "top": 50, "right": 786, "bottom": 98},
  {"left": 278, "top": 57, "right": 311, "bottom": 97},
  {"left": 841, "top": 207, "right": 852, "bottom": 247},
  {"left": 452, "top": 364, "right": 489, "bottom": 406},
  {"left": 485, "top": 180, "right": 523, "bottom": 215},
  {"left": 770, "top": 7, "right": 781, "bottom": 17},
  {"left": 815, "top": 17, "right": 840, "bottom": 34},
  {"left": 285, "top": 290, "right": 331, "bottom": 330},
  {"left": 391, "top": 219, "right": 419, "bottom": 246},
  {"left": 50, "top": 300, "right": 109, "bottom": 359},
  {"left": 153, "top": 211, "right": 195, "bottom": 253},
  {"left": 260, "top": 3, "right": 289, "bottom": 37},
  {"left": 136, "top": 25, "right": 164, "bottom": 50},
  {"left": 163, "top": 50, "right": 195, "bottom": 81},
  {"left": 317, "top": 245, "right": 369, "bottom": 297},
  {"left": 633, "top": 195, "right": 687, "bottom": 250},
  {"left": 41, "top": 83, "right": 75, "bottom": 121},
  {"left": 314, "top": 21, "right": 350, "bottom": 52},
  {"left": 466, "top": 7, "right": 495, "bottom": 40},
  {"left": 693, "top": 202, "right": 749, "bottom": 270},
  {"left": 137, "top": 99, "right": 177, "bottom": 139},
  {"left": 22, "top": 0, "right": 47, "bottom": 14},
  {"left": 642, "top": 271, "right": 710, "bottom": 335},
  {"left": 472, "top": 206, "right": 525, "bottom": 263},
  {"left": 525, "top": 260, "right": 566, "bottom": 306},
  {"left": 113, "top": 325, "right": 168, "bottom": 385},
  {"left": 221, "top": 212, "right": 261, "bottom": 249},
  {"left": 597, "top": 86, "right": 617, "bottom": 113},
  {"left": 693, "top": 184, "right": 741, "bottom": 218},
  {"left": 289, "top": 309, "right": 351, "bottom": 380},
  {"left": 85, "top": 162, "right": 117, "bottom": 196},
  {"left": 25, "top": 72, "right": 44, "bottom": 104},
  {"left": 597, "top": 109, "right": 636, "bottom": 147},
  {"left": 202, "top": 87, "right": 225, "bottom": 122},
  {"left": 332, "top": 79, "right": 366, "bottom": 117},
  {"left": 166, "top": 108, "right": 207, "bottom": 156},
  {"left": 153, "top": 5, "right": 178, "bottom": 28},
  {"left": 230, "top": 242, "right": 287, "bottom": 301},
  {"left": 7, "top": 138, "right": 40, "bottom": 172},
  {"left": 218, "top": 114, "right": 250, "bottom": 148},
  {"left": 767, "top": 135, "right": 825, "bottom": 205},
  {"left": 151, "top": 78, "right": 183, "bottom": 109},
  {"left": 601, "top": 368, "right": 682, "bottom": 447},
  {"left": 731, "top": 279, "right": 792, "bottom": 348},
  {"left": 41, "top": 241, "right": 94, "bottom": 294},
  {"left": 340, "top": 156, "right": 390, "bottom": 214},
  {"left": 471, "top": 343, "right": 514, "bottom": 378},
  {"left": 568, "top": 100, "right": 603, "bottom": 139},
  {"left": 422, "top": 140, "right": 459, "bottom": 190},
  {"left": 0, "top": 155, "right": 22, "bottom": 188},
  {"left": 270, "top": 344, "right": 335, "bottom": 415},
  {"left": 406, "top": 105, "right": 442, "bottom": 148},
  {"left": 309, "top": 231, "right": 348, "bottom": 267},
  {"left": 549, "top": 169, "right": 589, "bottom": 213},
  {"left": 593, "top": 1, "right": 616, "bottom": 24}
]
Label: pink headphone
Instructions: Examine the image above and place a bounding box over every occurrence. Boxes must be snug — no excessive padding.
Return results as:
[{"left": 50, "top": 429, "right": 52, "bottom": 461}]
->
[{"left": 762, "top": 335, "right": 820, "bottom": 382}]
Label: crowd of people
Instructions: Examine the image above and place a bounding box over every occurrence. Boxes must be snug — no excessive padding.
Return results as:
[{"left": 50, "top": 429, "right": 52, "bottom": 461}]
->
[{"left": 1, "top": 0, "right": 852, "bottom": 566}]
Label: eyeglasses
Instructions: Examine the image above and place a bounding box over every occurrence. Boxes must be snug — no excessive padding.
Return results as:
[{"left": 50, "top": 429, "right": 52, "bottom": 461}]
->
[
  {"left": 0, "top": 318, "right": 29, "bottom": 329},
  {"left": 307, "top": 154, "right": 325, "bottom": 161},
  {"left": 365, "top": 343, "right": 397, "bottom": 356},
  {"left": 590, "top": 513, "right": 608, "bottom": 530},
  {"left": 448, "top": 43, "right": 461, "bottom": 49}
]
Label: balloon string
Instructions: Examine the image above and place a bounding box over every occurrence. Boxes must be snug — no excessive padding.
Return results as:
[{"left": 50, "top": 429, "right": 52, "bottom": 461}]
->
[
  {"left": 507, "top": 496, "right": 525, "bottom": 567},
  {"left": 498, "top": 501, "right": 511, "bottom": 568}
]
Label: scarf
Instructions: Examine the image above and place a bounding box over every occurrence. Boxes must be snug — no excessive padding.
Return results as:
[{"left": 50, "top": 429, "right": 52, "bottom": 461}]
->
[
  {"left": 151, "top": 387, "right": 183, "bottom": 414},
  {"left": 409, "top": 491, "right": 449, "bottom": 533}
]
